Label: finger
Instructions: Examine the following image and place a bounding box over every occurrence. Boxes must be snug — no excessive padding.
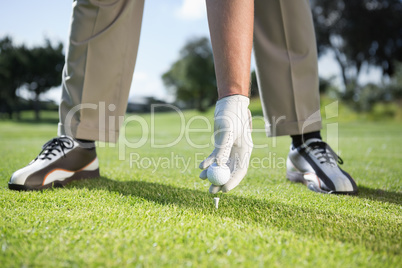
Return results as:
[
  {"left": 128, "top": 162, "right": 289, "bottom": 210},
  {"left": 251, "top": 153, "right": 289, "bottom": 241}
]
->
[
  {"left": 227, "top": 155, "right": 235, "bottom": 172},
  {"left": 214, "top": 131, "right": 233, "bottom": 166},
  {"left": 199, "top": 169, "right": 208, "bottom": 180},
  {"left": 213, "top": 117, "right": 234, "bottom": 166},
  {"left": 222, "top": 168, "right": 248, "bottom": 193},
  {"left": 199, "top": 153, "right": 215, "bottom": 169},
  {"left": 209, "top": 184, "right": 222, "bottom": 194}
]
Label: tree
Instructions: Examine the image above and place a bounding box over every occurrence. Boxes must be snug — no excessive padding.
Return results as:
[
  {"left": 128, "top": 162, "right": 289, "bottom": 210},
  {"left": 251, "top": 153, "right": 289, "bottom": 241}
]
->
[
  {"left": 311, "top": 0, "right": 402, "bottom": 91},
  {"left": 0, "top": 37, "right": 28, "bottom": 118},
  {"left": 0, "top": 37, "right": 64, "bottom": 120},
  {"left": 24, "top": 40, "right": 64, "bottom": 120},
  {"left": 162, "top": 37, "right": 217, "bottom": 112}
]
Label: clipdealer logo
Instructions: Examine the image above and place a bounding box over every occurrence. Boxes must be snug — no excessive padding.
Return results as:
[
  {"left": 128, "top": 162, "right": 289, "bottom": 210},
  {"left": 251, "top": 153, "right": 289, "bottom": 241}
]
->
[{"left": 63, "top": 100, "right": 340, "bottom": 169}]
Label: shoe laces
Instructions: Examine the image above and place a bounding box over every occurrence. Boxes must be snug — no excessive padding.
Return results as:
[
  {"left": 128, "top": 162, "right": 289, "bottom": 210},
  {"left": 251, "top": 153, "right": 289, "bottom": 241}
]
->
[
  {"left": 303, "top": 141, "right": 343, "bottom": 167},
  {"left": 35, "top": 136, "right": 75, "bottom": 161}
]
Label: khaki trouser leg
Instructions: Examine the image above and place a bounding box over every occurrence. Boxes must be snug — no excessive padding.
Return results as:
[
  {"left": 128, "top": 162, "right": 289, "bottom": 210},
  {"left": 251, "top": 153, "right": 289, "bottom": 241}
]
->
[
  {"left": 254, "top": 0, "right": 322, "bottom": 137},
  {"left": 58, "top": 0, "right": 144, "bottom": 142}
]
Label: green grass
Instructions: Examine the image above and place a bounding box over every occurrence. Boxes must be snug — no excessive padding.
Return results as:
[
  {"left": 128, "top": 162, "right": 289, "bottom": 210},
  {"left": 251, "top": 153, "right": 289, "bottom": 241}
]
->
[{"left": 0, "top": 102, "right": 401, "bottom": 267}]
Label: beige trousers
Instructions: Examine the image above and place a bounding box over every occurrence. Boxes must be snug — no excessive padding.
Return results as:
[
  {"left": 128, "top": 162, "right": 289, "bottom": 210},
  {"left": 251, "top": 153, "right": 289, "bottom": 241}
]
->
[
  {"left": 58, "top": 0, "right": 145, "bottom": 142},
  {"left": 58, "top": 0, "right": 321, "bottom": 142},
  {"left": 254, "top": 0, "right": 322, "bottom": 137}
]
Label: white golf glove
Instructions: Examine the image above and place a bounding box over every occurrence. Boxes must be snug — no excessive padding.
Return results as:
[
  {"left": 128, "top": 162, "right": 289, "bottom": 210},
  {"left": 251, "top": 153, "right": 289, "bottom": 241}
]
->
[{"left": 199, "top": 95, "right": 253, "bottom": 193}]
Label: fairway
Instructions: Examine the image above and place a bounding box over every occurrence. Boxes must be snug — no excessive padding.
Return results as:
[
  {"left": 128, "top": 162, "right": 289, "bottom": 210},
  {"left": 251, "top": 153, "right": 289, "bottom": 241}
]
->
[{"left": 0, "top": 105, "right": 401, "bottom": 267}]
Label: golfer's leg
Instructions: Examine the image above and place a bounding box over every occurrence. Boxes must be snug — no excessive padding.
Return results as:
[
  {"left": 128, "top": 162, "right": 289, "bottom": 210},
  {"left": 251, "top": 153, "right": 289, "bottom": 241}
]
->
[
  {"left": 206, "top": 0, "right": 254, "bottom": 98},
  {"left": 254, "top": 0, "right": 321, "bottom": 137},
  {"left": 59, "top": 0, "right": 145, "bottom": 142}
]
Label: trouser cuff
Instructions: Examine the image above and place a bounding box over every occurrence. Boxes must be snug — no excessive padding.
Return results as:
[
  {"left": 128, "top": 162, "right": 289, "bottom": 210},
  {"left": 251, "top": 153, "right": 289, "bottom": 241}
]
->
[
  {"left": 266, "top": 118, "right": 322, "bottom": 137},
  {"left": 58, "top": 122, "right": 119, "bottom": 143}
]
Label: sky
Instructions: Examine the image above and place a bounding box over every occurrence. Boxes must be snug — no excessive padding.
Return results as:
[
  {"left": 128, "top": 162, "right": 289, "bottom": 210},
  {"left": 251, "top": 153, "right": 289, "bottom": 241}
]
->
[{"left": 0, "top": 0, "right": 380, "bottom": 103}]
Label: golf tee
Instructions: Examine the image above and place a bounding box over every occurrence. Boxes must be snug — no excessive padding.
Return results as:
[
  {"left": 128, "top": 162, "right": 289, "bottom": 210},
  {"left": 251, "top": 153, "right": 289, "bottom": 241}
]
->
[{"left": 214, "top": 197, "right": 220, "bottom": 209}]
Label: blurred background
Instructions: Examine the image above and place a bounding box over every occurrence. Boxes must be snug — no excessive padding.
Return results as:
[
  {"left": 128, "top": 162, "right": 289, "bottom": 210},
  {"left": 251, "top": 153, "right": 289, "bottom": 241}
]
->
[{"left": 0, "top": 0, "right": 401, "bottom": 120}]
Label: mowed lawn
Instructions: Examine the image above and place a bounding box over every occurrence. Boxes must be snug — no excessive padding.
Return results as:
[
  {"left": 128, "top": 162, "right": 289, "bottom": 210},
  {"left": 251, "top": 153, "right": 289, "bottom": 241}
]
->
[{"left": 0, "top": 103, "right": 401, "bottom": 267}]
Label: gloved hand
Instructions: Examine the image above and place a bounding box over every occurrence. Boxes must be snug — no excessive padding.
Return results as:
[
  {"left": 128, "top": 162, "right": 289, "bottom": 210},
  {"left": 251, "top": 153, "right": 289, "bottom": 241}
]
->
[{"left": 199, "top": 95, "right": 253, "bottom": 193}]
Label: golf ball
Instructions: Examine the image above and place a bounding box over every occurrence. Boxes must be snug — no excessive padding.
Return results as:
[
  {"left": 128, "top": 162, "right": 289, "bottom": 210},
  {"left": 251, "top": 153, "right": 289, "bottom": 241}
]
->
[{"left": 207, "top": 163, "right": 231, "bottom": 186}]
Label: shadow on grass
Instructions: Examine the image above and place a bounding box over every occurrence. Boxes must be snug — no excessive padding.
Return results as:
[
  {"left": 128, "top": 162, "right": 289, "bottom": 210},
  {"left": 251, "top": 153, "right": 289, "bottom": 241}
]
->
[
  {"left": 70, "top": 177, "right": 400, "bottom": 255},
  {"left": 288, "top": 181, "right": 402, "bottom": 206},
  {"left": 357, "top": 186, "right": 402, "bottom": 206}
]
